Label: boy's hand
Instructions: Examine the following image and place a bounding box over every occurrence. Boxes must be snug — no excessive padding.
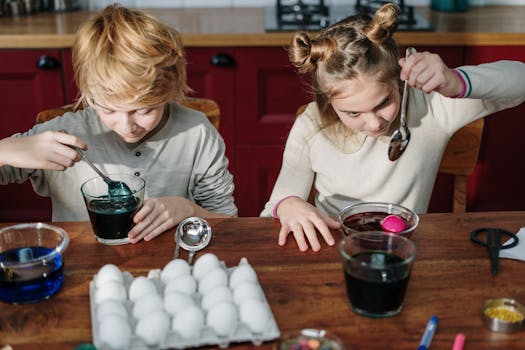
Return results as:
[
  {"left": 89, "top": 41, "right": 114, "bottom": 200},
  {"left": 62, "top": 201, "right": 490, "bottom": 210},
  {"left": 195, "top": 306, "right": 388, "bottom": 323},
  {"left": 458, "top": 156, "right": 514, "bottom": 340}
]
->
[
  {"left": 128, "top": 196, "right": 194, "bottom": 243},
  {"left": 0, "top": 130, "right": 86, "bottom": 170},
  {"left": 276, "top": 197, "right": 340, "bottom": 252},
  {"left": 399, "top": 51, "right": 462, "bottom": 97}
]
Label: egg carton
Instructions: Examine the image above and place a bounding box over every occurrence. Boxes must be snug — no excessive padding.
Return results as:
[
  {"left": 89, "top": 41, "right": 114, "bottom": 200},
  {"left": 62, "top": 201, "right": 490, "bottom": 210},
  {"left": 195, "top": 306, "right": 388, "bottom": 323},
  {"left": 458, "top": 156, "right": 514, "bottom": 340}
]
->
[{"left": 89, "top": 259, "right": 281, "bottom": 349}]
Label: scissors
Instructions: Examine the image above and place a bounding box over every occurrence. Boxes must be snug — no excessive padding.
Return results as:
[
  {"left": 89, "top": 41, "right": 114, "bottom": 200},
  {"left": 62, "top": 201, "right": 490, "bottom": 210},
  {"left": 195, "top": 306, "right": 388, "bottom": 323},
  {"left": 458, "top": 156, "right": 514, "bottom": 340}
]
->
[{"left": 470, "top": 228, "right": 519, "bottom": 275}]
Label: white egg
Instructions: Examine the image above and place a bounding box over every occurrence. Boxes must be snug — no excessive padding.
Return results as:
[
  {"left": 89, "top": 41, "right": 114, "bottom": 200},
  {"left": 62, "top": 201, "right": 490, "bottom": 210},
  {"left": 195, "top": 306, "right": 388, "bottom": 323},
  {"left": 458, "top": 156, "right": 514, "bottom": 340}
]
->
[
  {"left": 135, "top": 310, "right": 170, "bottom": 347},
  {"left": 95, "top": 280, "right": 127, "bottom": 304},
  {"left": 160, "top": 259, "right": 191, "bottom": 283},
  {"left": 198, "top": 267, "right": 228, "bottom": 295},
  {"left": 96, "top": 299, "right": 128, "bottom": 323},
  {"left": 239, "top": 299, "right": 271, "bottom": 334},
  {"left": 192, "top": 253, "right": 220, "bottom": 281},
  {"left": 95, "top": 264, "right": 124, "bottom": 288},
  {"left": 206, "top": 301, "right": 238, "bottom": 337},
  {"left": 164, "top": 291, "right": 196, "bottom": 316},
  {"left": 98, "top": 314, "right": 132, "bottom": 350},
  {"left": 201, "top": 285, "right": 234, "bottom": 311},
  {"left": 229, "top": 264, "right": 258, "bottom": 289},
  {"left": 128, "top": 276, "right": 157, "bottom": 302},
  {"left": 132, "top": 292, "right": 164, "bottom": 319},
  {"left": 164, "top": 274, "right": 197, "bottom": 296},
  {"left": 233, "top": 281, "right": 264, "bottom": 305},
  {"left": 172, "top": 305, "right": 205, "bottom": 339}
]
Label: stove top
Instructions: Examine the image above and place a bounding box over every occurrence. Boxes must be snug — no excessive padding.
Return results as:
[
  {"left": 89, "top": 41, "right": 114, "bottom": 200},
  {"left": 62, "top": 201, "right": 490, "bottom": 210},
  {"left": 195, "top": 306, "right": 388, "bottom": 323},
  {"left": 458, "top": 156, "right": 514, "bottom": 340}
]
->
[{"left": 265, "top": 5, "right": 432, "bottom": 32}]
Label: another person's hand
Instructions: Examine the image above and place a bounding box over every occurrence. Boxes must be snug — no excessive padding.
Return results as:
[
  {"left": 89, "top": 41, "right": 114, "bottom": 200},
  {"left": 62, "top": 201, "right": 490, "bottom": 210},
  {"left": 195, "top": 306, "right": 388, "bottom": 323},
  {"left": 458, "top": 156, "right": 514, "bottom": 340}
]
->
[
  {"left": 0, "top": 130, "right": 85, "bottom": 170},
  {"left": 276, "top": 197, "right": 340, "bottom": 252},
  {"left": 128, "top": 196, "right": 195, "bottom": 243},
  {"left": 399, "top": 51, "right": 462, "bottom": 97}
]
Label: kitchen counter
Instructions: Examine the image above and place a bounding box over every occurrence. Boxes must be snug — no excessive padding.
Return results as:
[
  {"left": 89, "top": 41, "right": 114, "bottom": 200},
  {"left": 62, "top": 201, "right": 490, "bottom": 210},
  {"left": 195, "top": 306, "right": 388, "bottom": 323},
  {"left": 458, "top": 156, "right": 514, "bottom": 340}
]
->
[{"left": 1, "top": 6, "right": 525, "bottom": 48}]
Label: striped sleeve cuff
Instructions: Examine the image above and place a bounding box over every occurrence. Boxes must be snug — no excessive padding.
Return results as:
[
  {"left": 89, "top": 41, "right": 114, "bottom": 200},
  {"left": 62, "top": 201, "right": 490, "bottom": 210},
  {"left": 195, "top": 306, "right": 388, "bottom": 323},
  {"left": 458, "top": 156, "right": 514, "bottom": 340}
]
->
[{"left": 452, "top": 68, "right": 472, "bottom": 98}]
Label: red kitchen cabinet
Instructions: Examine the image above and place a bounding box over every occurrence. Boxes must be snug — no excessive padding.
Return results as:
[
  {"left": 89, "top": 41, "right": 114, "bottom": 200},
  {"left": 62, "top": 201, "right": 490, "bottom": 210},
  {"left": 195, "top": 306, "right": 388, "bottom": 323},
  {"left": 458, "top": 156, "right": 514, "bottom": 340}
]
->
[
  {"left": 185, "top": 48, "right": 236, "bottom": 170},
  {"left": 462, "top": 46, "right": 525, "bottom": 212},
  {"left": 185, "top": 47, "right": 312, "bottom": 216},
  {"left": 0, "top": 49, "right": 67, "bottom": 221},
  {"left": 233, "top": 47, "right": 312, "bottom": 216}
]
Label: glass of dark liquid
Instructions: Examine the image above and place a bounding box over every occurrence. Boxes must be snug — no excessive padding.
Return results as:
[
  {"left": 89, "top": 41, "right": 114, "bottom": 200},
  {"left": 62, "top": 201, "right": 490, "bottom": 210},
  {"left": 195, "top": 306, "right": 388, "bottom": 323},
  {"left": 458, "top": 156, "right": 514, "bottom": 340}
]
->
[
  {"left": 81, "top": 174, "right": 145, "bottom": 245},
  {"left": 339, "top": 231, "right": 417, "bottom": 318},
  {"left": 0, "top": 223, "right": 69, "bottom": 304},
  {"left": 339, "top": 202, "right": 419, "bottom": 238}
]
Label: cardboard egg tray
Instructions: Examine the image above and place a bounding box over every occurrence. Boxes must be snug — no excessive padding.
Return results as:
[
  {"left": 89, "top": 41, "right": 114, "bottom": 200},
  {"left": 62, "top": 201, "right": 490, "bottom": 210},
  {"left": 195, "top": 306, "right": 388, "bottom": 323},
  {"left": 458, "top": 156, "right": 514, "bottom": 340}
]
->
[{"left": 89, "top": 260, "right": 280, "bottom": 349}]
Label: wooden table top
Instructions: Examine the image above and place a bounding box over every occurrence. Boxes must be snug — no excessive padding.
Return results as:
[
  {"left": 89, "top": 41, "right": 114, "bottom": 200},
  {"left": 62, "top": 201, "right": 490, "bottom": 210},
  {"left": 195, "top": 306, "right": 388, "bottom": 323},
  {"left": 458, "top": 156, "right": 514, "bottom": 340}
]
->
[
  {"left": 1, "top": 212, "right": 525, "bottom": 349},
  {"left": 1, "top": 6, "right": 525, "bottom": 48}
]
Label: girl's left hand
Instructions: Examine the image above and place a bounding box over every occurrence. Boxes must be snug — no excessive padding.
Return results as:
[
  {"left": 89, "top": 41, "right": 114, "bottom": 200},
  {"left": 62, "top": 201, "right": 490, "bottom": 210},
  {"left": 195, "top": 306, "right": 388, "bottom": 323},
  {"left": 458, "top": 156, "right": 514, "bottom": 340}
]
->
[
  {"left": 399, "top": 51, "right": 462, "bottom": 97},
  {"left": 127, "top": 196, "right": 194, "bottom": 243}
]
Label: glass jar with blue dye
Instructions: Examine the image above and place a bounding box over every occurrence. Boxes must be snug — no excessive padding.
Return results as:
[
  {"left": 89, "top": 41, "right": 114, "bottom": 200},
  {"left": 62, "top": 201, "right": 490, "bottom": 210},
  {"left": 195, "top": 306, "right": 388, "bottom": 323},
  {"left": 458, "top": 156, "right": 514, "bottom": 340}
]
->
[{"left": 0, "top": 223, "right": 69, "bottom": 304}]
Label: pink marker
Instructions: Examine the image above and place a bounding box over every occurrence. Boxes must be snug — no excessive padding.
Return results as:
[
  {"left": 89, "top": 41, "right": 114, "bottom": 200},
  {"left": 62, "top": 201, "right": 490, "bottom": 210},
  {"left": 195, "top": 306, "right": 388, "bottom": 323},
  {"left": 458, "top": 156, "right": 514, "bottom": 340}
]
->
[
  {"left": 380, "top": 214, "right": 406, "bottom": 233},
  {"left": 452, "top": 333, "right": 465, "bottom": 350}
]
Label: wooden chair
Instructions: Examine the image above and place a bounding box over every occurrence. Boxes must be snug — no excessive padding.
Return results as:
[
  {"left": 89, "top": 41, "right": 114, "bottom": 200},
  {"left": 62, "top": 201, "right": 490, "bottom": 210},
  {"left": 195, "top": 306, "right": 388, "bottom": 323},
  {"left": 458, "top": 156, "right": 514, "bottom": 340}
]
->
[
  {"left": 295, "top": 104, "right": 484, "bottom": 213},
  {"left": 36, "top": 97, "right": 220, "bottom": 130}
]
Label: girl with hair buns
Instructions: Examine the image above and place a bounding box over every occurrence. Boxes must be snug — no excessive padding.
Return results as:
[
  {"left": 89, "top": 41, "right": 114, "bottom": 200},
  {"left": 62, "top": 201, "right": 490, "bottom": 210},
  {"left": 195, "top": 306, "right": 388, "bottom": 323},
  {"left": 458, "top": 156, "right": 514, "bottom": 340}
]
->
[
  {"left": 0, "top": 4, "right": 237, "bottom": 243},
  {"left": 260, "top": 3, "right": 525, "bottom": 252}
]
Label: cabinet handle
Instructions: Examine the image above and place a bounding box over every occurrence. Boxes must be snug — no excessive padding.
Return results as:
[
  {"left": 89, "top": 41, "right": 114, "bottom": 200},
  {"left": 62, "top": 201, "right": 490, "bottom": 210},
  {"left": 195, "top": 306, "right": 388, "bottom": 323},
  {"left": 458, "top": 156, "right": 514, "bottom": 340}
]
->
[
  {"left": 210, "top": 53, "right": 236, "bottom": 67},
  {"left": 36, "top": 55, "right": 62, "bottom": 70}
]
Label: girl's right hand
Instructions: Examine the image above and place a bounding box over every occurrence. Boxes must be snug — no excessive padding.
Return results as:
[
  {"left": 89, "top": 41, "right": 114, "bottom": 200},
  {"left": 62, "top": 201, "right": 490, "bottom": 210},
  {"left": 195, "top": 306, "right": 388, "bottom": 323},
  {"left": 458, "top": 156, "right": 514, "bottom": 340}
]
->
[
  {"left": 0, "top": 130, "right": 86, "bottom": 170},
  {"left": 276, "top": 197, "right": 340, "bottom": 252}
]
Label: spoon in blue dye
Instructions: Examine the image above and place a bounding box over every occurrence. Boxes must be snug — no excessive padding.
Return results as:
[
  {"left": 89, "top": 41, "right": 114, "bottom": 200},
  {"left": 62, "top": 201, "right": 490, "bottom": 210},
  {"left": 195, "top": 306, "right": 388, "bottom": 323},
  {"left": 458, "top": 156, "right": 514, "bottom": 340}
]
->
[
  {"left": 73, "top": 147, "right": 133, "bottom": 197},
  {"left": 60, "top": 129, "right": 133, "bottom": 197}
]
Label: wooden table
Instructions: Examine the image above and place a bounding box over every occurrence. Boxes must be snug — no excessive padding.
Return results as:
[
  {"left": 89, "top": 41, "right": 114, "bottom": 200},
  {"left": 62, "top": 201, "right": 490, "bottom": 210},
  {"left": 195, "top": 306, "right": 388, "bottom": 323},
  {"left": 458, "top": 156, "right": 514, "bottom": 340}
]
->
[{"left": 1, "top": 212, "right": 525, "bottom": 349}]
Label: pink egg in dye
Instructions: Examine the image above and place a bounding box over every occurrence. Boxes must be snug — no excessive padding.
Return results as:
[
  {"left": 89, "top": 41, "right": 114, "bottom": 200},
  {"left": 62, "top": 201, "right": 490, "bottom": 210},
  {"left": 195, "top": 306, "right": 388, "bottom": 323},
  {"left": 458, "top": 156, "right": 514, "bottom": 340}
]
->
[{"left": 380, "top": 214, "right": 406, "bottom": 233}]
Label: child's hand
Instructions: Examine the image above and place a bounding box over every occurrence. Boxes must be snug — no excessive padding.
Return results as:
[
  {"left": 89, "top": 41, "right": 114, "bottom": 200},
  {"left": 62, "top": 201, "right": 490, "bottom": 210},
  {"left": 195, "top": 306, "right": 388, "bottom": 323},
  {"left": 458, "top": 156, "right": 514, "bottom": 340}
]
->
[
  {"left": 399, "top": 51, "right": 462, "bottom": 97},
  {"left": 0, "top": 130, "right": 86, "bottom": 170},
  {"left": 128, "top": 196, "right": 194, "bottom": 243},
  {"left": 276, "top": 197, "right": 340, "bottom": 252}
]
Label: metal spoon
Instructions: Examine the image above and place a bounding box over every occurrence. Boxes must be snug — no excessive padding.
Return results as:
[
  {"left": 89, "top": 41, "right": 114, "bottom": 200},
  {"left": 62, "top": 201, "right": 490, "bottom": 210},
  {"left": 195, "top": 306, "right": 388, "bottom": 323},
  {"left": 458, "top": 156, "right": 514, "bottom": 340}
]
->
[
  {"left": 73, "top": 147, "right": 133, "bottom": 197},
  {"left": 175, "top": 217, "right": 212, "bottom": 264},
  {"left": 388, "top": 47, "right": 416, "bottom": 161}
]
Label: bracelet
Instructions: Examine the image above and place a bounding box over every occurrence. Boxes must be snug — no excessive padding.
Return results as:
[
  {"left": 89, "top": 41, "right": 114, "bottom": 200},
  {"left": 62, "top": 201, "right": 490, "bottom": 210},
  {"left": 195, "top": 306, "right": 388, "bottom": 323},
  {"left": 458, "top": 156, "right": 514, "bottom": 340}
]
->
[
  {"left": 451, "top": 69, "right": 467, "bottom": 98},
  {"left": 272, "top": 195, "right": 300, "bottom": 219}
]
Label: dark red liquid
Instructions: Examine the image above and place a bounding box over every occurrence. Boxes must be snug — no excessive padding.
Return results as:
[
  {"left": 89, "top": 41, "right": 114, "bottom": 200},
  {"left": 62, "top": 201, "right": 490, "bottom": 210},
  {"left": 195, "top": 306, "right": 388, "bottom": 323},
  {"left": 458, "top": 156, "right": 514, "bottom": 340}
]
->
[
  {"left": 343, "top": 252, "right": 411, "bottom": 315},
  {"left": 343, "top": 211, "right": 409, "bottom": 232}
]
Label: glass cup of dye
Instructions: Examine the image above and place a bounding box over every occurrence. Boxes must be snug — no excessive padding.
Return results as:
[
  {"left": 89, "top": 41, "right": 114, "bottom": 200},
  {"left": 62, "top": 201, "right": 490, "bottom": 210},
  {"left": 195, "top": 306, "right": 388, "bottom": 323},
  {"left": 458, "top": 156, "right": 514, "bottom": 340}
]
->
[
  {"left": 0, "top": 223, "right": 69, "bottom": 304},
  {"left": 339, "top": 202, "right": 419, "bottom": 238},
  {"left": 276, "top": 328, "right": 344, "bottom": 350},
  {"left": 339, "top": 231, "right": 417, "bottom": 318},
  {"left": 81, "top": 174, "right": 145, "bottom": 245}
]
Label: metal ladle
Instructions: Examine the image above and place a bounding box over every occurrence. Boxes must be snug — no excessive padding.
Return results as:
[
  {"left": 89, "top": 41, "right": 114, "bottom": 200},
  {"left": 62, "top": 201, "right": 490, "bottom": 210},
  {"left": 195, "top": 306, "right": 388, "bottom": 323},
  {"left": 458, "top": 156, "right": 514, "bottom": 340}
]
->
[
  {"left": 388, "top": 47, "right": 416, "bottom": 161},
  {"left": 74, "top": 147, "right": 133, "bottom": 197},
  {"left": 174, "top": 217, "right": 212, "bottom": 264}
]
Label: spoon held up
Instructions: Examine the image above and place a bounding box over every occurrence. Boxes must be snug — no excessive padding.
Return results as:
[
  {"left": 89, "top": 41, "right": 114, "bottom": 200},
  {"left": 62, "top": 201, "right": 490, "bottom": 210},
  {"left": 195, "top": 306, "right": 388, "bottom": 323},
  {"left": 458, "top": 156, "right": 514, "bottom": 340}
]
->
[{"left": 388, "top": 47, "right": 416, "bottom": 161}]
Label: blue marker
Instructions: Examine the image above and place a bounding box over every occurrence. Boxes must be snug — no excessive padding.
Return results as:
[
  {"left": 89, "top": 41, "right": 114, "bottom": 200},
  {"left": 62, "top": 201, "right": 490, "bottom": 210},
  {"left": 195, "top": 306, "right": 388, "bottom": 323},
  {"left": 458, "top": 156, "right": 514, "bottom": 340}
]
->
[{"left": 417, "top": 315, "right": 438, "bottom": 350}]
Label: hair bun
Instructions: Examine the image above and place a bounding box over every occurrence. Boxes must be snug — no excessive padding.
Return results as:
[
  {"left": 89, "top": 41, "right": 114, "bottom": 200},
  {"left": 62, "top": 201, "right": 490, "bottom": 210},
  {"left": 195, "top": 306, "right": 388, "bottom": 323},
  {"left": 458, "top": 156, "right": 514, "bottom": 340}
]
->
[{"left": 363, "top": 3, "right": 400, "bottom": 45}]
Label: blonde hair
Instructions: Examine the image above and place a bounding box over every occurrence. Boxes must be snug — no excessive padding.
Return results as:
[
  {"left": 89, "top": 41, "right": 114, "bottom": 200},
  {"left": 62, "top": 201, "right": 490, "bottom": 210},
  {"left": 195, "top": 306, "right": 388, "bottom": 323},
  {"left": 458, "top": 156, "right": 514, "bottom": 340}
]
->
[
  {"left": 288, "top": 3, "right": 401, "bottom": 133},
  {"left": 73, "top": 4, "right": 190, "bottom": 108}
]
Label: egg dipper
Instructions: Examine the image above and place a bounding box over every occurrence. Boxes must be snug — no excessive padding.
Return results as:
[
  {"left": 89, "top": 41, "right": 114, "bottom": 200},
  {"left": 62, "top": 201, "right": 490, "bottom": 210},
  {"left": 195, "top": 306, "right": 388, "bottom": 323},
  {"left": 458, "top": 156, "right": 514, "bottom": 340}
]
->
[{"left": 175, "top": 217, "right": 212, "bottom": 264}]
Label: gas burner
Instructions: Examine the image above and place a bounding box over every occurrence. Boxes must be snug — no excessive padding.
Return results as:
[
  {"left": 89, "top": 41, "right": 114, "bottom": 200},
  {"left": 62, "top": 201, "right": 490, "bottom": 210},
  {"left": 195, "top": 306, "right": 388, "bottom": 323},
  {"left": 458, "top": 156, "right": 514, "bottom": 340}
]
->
[
  {"left": 276, "top": 0, "right": 330, "bottom": 30},
  {"left": 266, "top": 0, "right": 432, "bottom": 32},
  {"left": 355, "top": 0, "right": 415, "bottom": 26}
]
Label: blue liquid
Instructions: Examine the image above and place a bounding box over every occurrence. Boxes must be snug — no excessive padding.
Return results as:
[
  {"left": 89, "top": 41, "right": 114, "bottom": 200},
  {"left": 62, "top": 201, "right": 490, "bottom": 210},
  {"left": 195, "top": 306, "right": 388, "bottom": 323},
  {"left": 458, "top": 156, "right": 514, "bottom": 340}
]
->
[
  {"left": 0, "top": 246, "right": 64, "bottom": 304},
  {"left": 87, "top": 195, "right": 140, "bottom": 240}
]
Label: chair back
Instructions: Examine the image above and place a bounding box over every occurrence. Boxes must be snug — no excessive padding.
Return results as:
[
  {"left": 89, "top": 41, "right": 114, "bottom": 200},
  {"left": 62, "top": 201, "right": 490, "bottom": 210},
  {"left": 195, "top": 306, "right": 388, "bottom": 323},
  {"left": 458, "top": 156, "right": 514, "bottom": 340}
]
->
[
  {"left": 36, "top": 97, "right": 220, "bottom": 130},
  {"left": 295, "top": 104, "right": 484, "bottom": 213}
]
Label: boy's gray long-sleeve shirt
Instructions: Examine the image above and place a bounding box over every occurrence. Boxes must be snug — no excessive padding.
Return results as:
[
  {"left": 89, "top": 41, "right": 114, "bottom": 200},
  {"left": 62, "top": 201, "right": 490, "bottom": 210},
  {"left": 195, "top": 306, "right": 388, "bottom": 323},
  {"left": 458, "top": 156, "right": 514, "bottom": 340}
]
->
[{"left": 0, "top": 102, "right": 237, "bottom": 221}]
